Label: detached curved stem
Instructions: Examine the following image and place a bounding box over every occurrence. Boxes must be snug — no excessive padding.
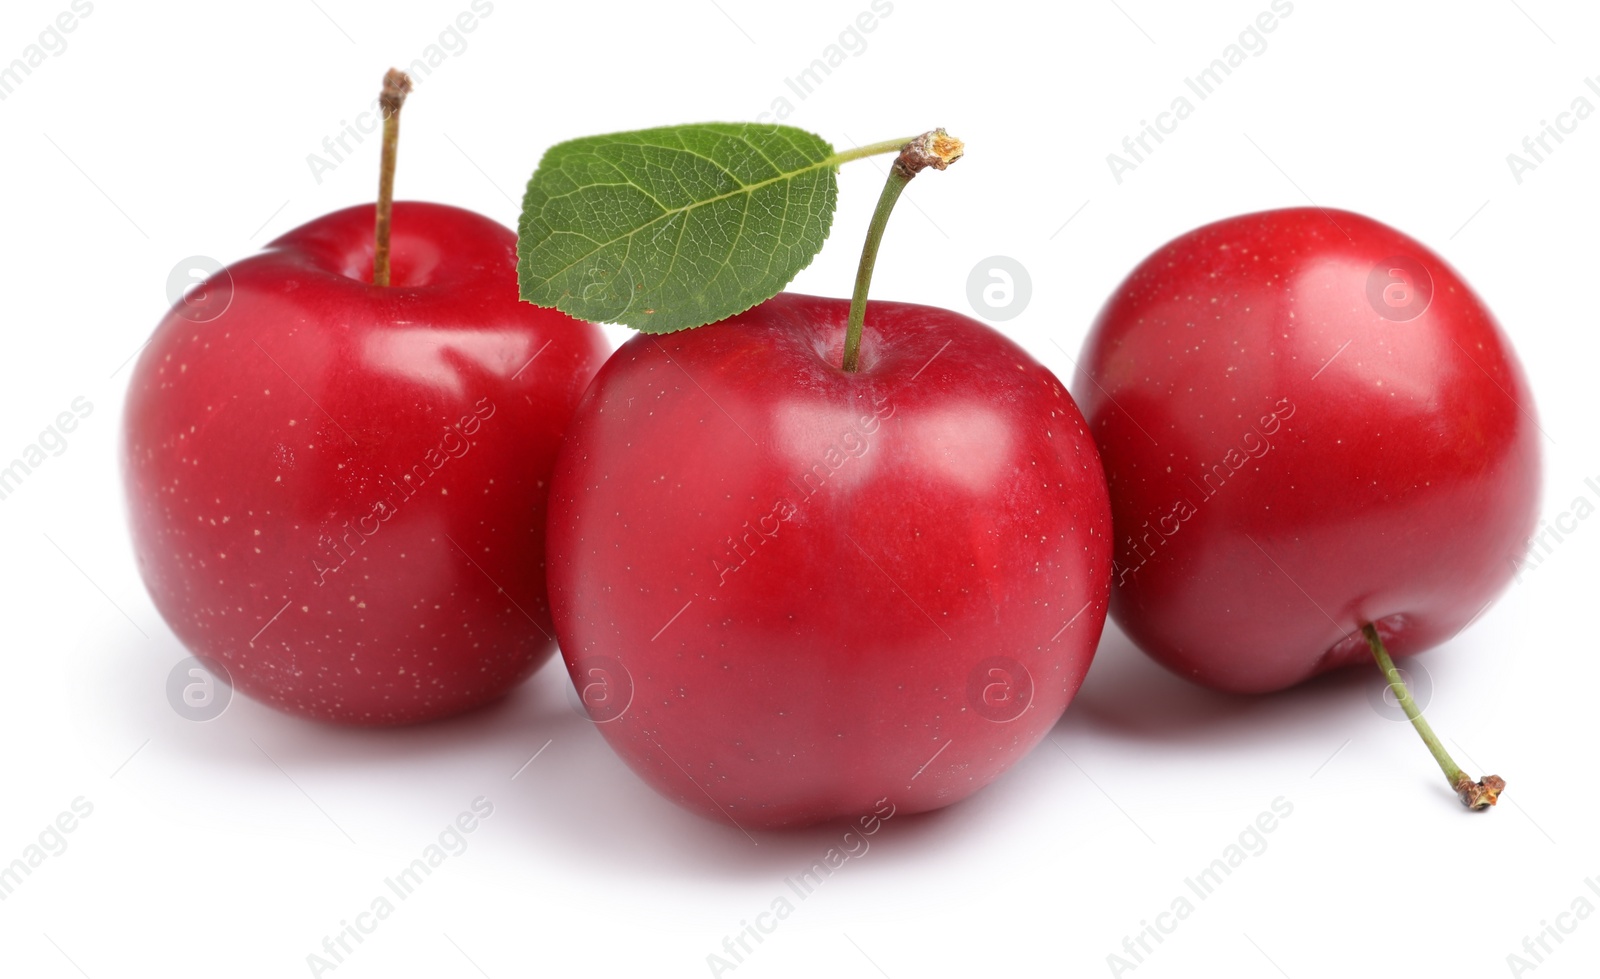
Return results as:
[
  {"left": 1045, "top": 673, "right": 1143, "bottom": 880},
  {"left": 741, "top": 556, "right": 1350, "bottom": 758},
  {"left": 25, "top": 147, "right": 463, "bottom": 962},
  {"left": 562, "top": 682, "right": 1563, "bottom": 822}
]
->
[
  {"left": 841, "top": 130, "right": 964, "bottom": 372},
  {"left": 1363, "top": 623, "right": 1504, "bottom": 810}
]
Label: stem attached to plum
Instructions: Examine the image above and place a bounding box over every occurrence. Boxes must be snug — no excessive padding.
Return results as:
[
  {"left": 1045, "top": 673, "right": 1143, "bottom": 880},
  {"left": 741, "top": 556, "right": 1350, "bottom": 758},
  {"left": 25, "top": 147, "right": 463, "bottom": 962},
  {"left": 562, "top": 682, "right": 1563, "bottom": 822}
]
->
[
  {"left": 1363, "top": 622, "right": 1504, "bottom": 810},
  {"left": 373, "top": 68, "right": 413, "bottom": 288},
  {"left": 840, "top": 130, "right": 965, "bottom": 372}
]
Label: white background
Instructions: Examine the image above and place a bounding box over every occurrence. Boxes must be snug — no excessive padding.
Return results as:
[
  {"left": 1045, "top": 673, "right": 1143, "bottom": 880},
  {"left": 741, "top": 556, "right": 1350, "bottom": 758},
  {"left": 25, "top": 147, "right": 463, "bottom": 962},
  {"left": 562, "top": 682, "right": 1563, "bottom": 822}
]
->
[{"left": 1, "top": 1, "right": 1596, "bottom": 976}]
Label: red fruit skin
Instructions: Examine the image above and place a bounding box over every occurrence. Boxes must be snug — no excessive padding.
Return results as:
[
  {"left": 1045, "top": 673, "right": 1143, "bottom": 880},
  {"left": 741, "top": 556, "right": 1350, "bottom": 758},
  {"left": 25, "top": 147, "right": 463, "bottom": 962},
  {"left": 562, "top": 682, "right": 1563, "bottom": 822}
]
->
[
  {"left": 547, "top": 292, "right": 1112, "bottom": 829},
  {"left": 123, "top": 202, "right": 608, "bottom": 724},
  {"left": 1076, "top": 207, "right": 1541, "bottom": 694}
]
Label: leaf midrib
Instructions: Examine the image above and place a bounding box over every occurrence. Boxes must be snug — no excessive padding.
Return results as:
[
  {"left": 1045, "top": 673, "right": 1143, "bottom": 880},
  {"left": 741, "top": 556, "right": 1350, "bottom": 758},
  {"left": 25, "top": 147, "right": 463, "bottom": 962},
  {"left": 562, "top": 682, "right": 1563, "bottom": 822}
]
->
[{"left": 525, "top": 140, "right": 837, "bottom": 294}]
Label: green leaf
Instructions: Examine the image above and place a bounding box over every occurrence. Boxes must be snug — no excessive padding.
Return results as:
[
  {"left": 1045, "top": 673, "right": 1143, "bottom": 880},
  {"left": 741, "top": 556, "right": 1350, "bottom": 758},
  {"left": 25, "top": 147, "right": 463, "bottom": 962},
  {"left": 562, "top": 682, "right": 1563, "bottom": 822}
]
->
[{"left": 516, "top": 123, "right": 841, "bottom": 334}]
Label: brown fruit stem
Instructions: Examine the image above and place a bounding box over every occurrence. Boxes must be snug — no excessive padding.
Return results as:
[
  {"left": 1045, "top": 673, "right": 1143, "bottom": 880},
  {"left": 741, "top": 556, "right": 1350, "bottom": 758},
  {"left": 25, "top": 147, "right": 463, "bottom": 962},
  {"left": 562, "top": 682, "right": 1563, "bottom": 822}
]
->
[{"left": 373, "top": 68, "right": 412, "bottom": 287}]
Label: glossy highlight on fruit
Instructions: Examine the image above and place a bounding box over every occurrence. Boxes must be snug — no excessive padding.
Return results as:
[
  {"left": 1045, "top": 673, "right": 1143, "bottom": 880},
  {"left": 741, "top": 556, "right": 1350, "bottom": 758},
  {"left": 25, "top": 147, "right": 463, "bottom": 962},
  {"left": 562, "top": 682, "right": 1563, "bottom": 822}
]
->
[
  {"left": 1076, "top": 207, "right": 1540, "bottom": 693},
  {"left": 548, "top": 292, "right": 1112, "bottom": 829},
  {"left": 124, "top": 202, "right": 608, "bottom": 724}
]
